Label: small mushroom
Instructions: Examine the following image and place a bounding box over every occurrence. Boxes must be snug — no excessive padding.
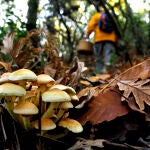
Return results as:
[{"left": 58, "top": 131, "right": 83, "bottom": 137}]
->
[
  {"left": 49, "top": 84, "right": 76, "bottom": 95},
  {"left": 58, "top": 118, "right": 83, "bottom": 133},
  {"left": 41, "top": 89, "right": 71, "bottom": 119},
  {"left": 32, "top": 118, "right": 56, "bottom": 131},
  {"left": 49, "top": 84, "right": 78, "bottom": 101},
  {"left": 37, "top": 74, "right": 55, "bottom": 88},
  {"left": 8, "top": 68, "right": 37, "bottom": 88},
  {"left": 0, "top": 83, "right": 26, "bottom": 120},
  {"left": 56, "top": 102, "right": 73, "bottom": 122},
  {"left": 0, "top": 83, "right": 26, "bottom": 97},
  {"left": 70, "top": 94, "right": 79, "bottom": 101},
  {"left": 35, "top": 74, "right": 55, "bottom": 113},
  {"left": 13, "top": 101, "right": 39, "bottom": 130},
  {"left": 42, "top": 89, "right": 71, "bottom": 102}
]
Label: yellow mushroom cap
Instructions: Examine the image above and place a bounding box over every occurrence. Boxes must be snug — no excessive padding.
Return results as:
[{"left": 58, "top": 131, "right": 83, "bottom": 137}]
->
[
  {"left": 59, "top": 101, "right": 73, "bottom": 109},
  {"left": 37, "top": 74, "right": 55, "bottom": 85},
  {"left": 42, "top": 89, "right": 71, "bottom": 102},
  {"left": 58, "top": 118, "right": 83, "bottom": 133},
  {"left": 13, "top": 101, "right": 39, "bottom": 115},
  {"left": 70, "top": 94, "right": 79, "bottom": 101},
  {"left": 0, "top": 83, "right": 26, "bottom": 96},
  {"left": 33, "top": 118, "right": 56, "bottom": 130},
  {"left": 8, "top": 69, "right": 37, "bottom": 81},
  {"left": 49, "top": 84, "right": 76, "bottom": 95}
]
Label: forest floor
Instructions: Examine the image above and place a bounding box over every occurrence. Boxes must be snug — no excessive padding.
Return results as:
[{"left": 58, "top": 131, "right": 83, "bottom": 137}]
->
[{"left": 1, "top": 30, "right": 150, "bottom": 150}]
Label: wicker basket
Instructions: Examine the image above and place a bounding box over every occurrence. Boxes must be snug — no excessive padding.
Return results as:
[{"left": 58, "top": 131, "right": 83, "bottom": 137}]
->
[{"left": 77, "top": 39, "right": 93, "bottom": 54}]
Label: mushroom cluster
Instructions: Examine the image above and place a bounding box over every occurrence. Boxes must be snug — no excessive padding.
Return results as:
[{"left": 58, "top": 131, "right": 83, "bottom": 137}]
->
[{"left": 0, "top": 69, "right": 83, "bottom": 134}]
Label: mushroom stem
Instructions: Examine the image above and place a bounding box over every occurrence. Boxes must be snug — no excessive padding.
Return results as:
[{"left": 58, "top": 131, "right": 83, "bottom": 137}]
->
[
  {"left": 37, "top": 91, "right": 46, "bottom": 114},
  {"left": 42, "top": 103, "right": 59, "bottom": 119},
  {"left": 4, "top": 96, "right": 18, "bottom": 121},
  {"left": 55, "top": 109, "right": 66, "bottom": 122},
  {"left": 5, "top": 102, "right": 17, "bottom": 121},
  {"left": 21, "top": 116, "right": 30, "bottom": 130}
]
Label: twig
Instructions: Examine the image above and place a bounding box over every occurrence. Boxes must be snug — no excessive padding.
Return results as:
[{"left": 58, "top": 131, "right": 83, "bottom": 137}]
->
[
  {"left": 12, "top": 120, "right": 21, "bottom": 150},
  {"left": 0, "top": 105, "right": 7, "bottom": 142},
  {"left": 37, "top": 92, "right": 42, "bottom": 150}
]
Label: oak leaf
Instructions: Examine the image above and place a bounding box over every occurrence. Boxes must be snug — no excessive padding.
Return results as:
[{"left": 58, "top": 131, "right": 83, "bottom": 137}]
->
[
  {"left": 117, "top": 79, "right": 150, "bottom": 110},
  {"left": 116, "top": 58, "right": 150, "bottom": 80}
]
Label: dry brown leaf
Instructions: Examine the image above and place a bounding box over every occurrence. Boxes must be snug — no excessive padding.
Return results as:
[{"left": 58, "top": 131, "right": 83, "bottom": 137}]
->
[
  {"left": 15, "top": 51, "right": 31, "bottom": 68},
  {"left": 116, "top": 58, "right": 150, "bottom": 80},
  {"left": 44, "top": 65, "right": 57, "bottom": 78},
  {"left": 117, "top": 79, "right": 150, "bottom": 110},
  {"left": 68, "top": 138, "right": 105, "bottom": 150},
  {"left": 1, "top": 32, "right": 15, "bottom": 55},
  {"left": 0, "top": 61, "right": 12, "bottom": 72},
  {"left": 78, "top": 88, "right": 130, "bottom": 125},
  {"left": 89, "top": 74, "right": 111, "bottom": 82},
  {"left": 12, "top": 38, "right": 25, "bottom": 58},
  {"left": 75, "top": 87, "right": 96, "bottom": 109},
  {"left": 126, "top": 97, "right": 147, "bottom": 114},
  {"left": 45, "top": 56, "right": 83, "bottom": 89},
  {"left": 79, "top": 80, "right": 91, "bottom": 86},
  {"left": 65, "top": 57, "right": 83, "bottom": 88}
]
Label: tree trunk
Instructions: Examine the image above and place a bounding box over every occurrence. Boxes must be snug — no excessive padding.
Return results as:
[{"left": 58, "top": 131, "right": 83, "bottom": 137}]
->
[
  {"left": 26, "top": 0, "right": 39, "bottom": 31},
  {"left": 26, "top": 0, "right": 40, "bottom": 48},
  {"left": 125, "top": 0, "right": 143, "bottom": 55}
]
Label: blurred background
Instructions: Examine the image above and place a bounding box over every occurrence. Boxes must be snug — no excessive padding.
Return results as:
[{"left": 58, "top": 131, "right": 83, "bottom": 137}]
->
[{"left": 0, "top": 0, "right": 149, "bottom": 63}]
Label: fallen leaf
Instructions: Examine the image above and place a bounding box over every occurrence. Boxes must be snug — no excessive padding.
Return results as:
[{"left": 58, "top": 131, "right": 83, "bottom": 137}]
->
[
  {"left": 126, "top": 97, "right": 147, "bottom": 114},
  {"left": 89, "top": 74, "right": 111, "bottom": 82},
  {"left": 1, "top": 33, "right": 15, "bottom": 55},
  {"left": 117, "top": 79, "right": 150, "bottom": 110},
  {"left": 116, "top": 58, "right": 150, "bottom": 80},
  {"left": 68, "top": 138, "right": 105, "bottom": 150},
  {"left": 79, "top": 80, "right": 91, "bottom": 86},
  {"left": 0, "top": 61, "right": 12, "bottom": 72},
  {"left": 78, "top": 87, "right": 130, "bottom": 125},
  {"left": 12, "top": 38, "right": 25, "bottom": 58},
  {"left": 15, "top": 51, "right": 31, "bottom": 68},
  {"left": 75, "top": 87, "right": 96, "bottom": 109}
]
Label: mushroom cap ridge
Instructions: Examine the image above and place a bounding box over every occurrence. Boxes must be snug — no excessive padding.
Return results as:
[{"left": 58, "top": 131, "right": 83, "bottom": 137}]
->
[
  {"left": 58, "top": 118, "right": 83, "bottom": 133},
  {"left": 42, "top": 89, "right": 71, "bottom": 102},
  {"left": 13, "top": 101, "right": 39, "bottom": 115},
  {"left": 0, "top": 83, "right": 26, "bottom": 96},
  {"left": 8, "top": 69, "right": 37, "bottom": 81}
]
